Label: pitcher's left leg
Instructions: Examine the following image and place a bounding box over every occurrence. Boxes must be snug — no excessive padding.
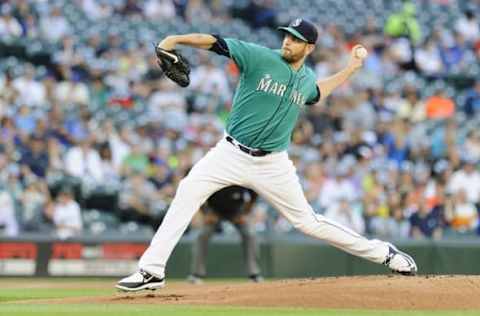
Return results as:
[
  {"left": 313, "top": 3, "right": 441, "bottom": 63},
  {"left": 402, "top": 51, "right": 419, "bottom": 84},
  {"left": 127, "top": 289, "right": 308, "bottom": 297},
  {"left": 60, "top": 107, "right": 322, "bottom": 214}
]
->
[{"left": 250, "top": 154, "right": 417, "bottom": 274}]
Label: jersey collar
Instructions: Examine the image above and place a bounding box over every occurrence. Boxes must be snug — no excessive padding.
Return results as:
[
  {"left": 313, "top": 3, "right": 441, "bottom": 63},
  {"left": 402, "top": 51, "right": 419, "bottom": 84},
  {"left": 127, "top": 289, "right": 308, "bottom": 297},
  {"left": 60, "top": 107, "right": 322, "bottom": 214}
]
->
[{"left": 275, "top": 49, "right": 305, "bottom": 74}]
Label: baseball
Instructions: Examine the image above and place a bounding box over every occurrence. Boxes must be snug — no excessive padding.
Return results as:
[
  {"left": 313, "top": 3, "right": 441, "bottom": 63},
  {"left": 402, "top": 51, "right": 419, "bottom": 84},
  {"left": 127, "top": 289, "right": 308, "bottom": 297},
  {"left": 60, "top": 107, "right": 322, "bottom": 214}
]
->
[{"left": 355, "top": 46, "right": 368, "bottom": 59}]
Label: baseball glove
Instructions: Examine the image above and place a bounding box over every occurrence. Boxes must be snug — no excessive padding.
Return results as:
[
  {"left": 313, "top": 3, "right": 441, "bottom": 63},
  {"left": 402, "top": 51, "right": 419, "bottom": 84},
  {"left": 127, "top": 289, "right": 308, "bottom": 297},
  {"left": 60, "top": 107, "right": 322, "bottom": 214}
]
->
[{"left": 155, "top": 45, "right": 190, "bottom": 87}]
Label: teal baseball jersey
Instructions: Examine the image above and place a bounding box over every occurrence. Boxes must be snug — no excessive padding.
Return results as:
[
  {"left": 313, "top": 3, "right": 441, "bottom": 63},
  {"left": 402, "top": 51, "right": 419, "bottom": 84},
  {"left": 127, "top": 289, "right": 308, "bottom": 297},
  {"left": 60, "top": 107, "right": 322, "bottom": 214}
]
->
[{"left": 223, "top": 38, "right": 320, "bottom": 152}]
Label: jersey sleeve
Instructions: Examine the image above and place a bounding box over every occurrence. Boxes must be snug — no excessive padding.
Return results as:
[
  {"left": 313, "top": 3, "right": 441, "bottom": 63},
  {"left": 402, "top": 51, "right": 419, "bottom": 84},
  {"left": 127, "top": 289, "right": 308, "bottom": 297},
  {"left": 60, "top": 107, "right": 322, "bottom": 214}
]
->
[
  {"left": 305, "top": 83, "right": 321, "bottom": 105},
  {"left": 209, "top": 34, "right": 230, "bottom": 57},
  {"left": 224, "top": 38, "right": 261, "bottom": 74}
]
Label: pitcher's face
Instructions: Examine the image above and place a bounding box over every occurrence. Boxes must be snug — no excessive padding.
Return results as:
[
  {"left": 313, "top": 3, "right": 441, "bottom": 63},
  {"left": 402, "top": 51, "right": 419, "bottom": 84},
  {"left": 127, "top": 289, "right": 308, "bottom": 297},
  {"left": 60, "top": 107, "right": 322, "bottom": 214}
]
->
[{"left": 281, "top": 34, "right": 312, "bottom": 63}]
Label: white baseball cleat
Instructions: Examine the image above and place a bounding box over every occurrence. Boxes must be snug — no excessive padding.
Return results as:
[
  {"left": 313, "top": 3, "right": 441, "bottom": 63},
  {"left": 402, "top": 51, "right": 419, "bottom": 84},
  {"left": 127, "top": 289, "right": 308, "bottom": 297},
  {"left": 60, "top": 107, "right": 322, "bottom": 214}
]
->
[
  {"left": 383, "top": 243, "right": 418, "bottom": 276},
  {"left": 116, "top": 270, "right": 165, "bottom": 292}
]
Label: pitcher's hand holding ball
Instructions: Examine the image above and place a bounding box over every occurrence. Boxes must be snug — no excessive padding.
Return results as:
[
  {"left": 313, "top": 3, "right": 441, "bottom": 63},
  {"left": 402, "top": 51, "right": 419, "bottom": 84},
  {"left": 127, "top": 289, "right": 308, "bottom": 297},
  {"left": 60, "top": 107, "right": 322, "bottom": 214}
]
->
[{"left": 349, "top": 44, "right": 368, "bottom": 70}]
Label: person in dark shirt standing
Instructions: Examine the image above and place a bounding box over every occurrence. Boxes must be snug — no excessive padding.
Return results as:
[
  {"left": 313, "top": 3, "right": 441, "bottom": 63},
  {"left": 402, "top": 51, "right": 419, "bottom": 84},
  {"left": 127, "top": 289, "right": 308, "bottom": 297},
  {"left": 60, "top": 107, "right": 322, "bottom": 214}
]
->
[
  {"left": 188, "top": 186, "right": 262, "bottom": 283},
  {"left": 409, "top": 198, "right": 444, "bottom": 239}
]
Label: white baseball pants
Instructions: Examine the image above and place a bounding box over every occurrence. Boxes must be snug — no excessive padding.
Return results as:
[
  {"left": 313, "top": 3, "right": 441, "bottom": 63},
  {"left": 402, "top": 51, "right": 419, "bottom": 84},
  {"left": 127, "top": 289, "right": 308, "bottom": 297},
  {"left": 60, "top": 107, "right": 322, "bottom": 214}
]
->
[{"left": 139, "top": 137, "right": 389, "bottom": 277}]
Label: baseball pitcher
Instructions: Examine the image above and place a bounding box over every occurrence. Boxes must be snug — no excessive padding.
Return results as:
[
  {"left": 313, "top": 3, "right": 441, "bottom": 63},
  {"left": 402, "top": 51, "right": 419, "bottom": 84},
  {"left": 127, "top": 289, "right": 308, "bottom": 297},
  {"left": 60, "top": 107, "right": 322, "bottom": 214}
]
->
[{"left": 117, "top": 18, "right": 417, "bottom": 292}]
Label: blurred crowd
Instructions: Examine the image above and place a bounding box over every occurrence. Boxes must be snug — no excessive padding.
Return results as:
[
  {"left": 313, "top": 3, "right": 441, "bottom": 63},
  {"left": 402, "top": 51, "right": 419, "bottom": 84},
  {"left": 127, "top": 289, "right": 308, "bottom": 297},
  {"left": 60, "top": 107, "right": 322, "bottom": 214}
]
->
[{"left": 1, "top": 0, "right": 480, "bottom": 240}]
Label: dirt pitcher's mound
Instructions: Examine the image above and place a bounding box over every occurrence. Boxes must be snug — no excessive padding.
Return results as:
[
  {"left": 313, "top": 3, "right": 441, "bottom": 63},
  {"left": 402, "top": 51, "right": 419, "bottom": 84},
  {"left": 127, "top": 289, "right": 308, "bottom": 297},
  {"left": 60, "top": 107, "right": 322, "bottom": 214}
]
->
[{"left": 47, "top": 275, "right": 480, "bottom": 310}]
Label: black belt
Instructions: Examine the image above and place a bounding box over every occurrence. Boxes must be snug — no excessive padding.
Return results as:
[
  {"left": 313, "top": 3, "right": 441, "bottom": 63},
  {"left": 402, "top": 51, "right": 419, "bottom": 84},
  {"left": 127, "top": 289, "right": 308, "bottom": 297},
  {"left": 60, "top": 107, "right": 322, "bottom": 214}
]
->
[{"left": 226, "top": 136, "right": 271, "bottom": 157}]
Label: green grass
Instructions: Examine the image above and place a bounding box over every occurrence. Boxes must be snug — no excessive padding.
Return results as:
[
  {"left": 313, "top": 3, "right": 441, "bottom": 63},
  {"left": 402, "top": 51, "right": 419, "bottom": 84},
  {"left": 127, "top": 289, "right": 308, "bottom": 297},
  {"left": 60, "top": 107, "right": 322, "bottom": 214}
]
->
[
  {"left": 1, "top": 304, "right": 479, "bottom": 316},
  {"left": 0, "top": 279, "right": 478, "bottom": 316},
  {"left": 0, "top": 278, "right": 115, "bottom": 303},
  {"left": 0, "top": 288, "right": 113, "bottom": 303}
]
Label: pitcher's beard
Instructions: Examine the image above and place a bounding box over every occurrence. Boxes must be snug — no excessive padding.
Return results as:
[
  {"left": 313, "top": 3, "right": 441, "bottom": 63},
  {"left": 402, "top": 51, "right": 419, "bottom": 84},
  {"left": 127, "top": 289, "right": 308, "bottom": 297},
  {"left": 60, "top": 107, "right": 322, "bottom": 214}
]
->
[{"left": 281, "top": 49, "right": 305, "bottom": 63}]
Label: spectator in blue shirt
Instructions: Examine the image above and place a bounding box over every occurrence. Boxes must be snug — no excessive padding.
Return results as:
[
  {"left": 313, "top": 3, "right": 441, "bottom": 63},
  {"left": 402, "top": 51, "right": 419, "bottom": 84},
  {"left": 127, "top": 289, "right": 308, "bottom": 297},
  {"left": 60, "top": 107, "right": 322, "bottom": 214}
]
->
[
  {"left": 464, "top": 80, "right": 480, "bottom": 116},
  {"left": 440, "top": 32, "right": 467, "bottom": 73},
  {"left": 14, "top": 105, "right": 36, "bottom": 136},
  {"left": 20, "top": 135, "right": 49, "bottom": 178},
  {"left": 386, "top": 131, "right": 410, "bottom": 167}
]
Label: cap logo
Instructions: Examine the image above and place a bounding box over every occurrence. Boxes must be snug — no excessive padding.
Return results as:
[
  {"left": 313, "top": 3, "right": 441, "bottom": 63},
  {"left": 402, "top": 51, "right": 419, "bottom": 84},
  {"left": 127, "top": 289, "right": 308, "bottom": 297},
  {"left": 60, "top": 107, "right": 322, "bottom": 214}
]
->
[{"left": 290, "top": 18, "right": 302, "bottom": 27}]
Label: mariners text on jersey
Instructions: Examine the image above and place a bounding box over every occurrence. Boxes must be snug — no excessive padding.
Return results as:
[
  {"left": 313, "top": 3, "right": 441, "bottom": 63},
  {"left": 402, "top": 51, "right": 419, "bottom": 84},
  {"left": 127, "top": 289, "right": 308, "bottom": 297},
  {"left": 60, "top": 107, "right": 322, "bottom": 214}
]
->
[
  {"left": 222, "top": 38, "right": 320, "bottom": 152},
  {"left": 256, "top": 74, "right": 307, "bottom": 106}
]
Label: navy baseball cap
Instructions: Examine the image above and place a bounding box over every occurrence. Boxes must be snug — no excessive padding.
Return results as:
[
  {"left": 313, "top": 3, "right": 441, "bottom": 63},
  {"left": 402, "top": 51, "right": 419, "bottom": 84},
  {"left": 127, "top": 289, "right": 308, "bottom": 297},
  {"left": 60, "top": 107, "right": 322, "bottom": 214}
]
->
[{"left": 278, "top": 18, "right": 318, "bottom": 44}]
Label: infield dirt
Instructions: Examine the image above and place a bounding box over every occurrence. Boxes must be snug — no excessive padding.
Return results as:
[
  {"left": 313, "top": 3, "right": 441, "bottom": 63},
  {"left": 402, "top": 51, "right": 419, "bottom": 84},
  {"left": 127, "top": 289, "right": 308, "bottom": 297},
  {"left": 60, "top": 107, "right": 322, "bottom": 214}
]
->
[{"left": 17, "top": 275, "right": 480, "bottom": 310}]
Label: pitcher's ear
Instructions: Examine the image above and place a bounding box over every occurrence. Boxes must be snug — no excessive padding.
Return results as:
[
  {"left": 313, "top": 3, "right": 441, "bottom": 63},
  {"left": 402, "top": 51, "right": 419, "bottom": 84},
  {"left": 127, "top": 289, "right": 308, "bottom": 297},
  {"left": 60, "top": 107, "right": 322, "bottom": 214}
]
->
[{"left": 306, "top": 43, "right": 315, "bottom": 55}]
